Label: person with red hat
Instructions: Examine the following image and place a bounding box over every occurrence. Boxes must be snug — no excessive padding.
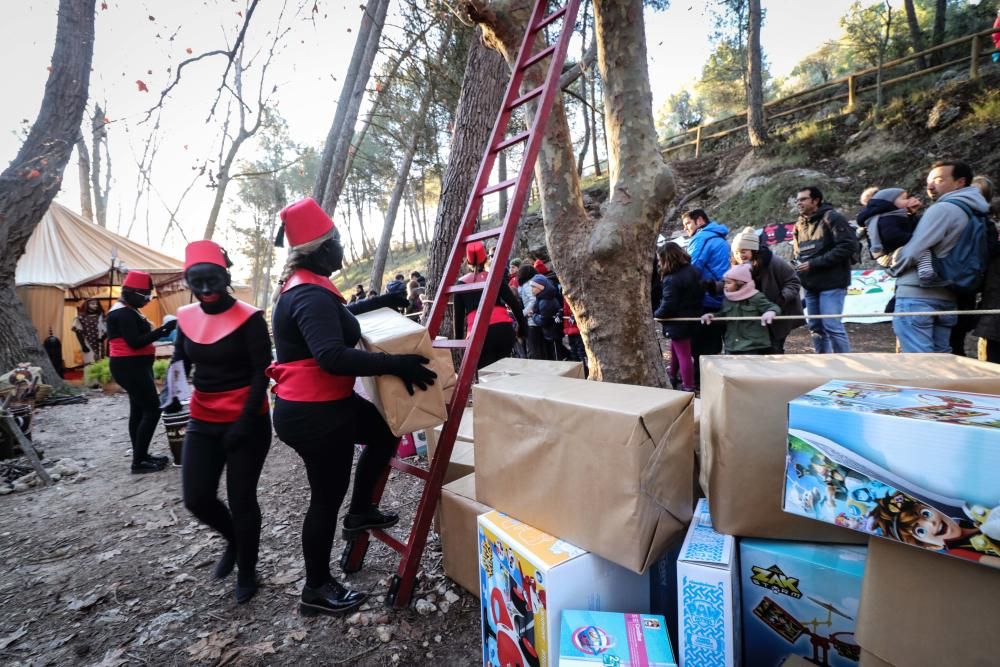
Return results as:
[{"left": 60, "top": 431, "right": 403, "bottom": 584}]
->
[
  {"left": 170, "top": 240, "right": 272, "bottom": 604},
  {"left": 268, "top": 198, "right": 433, "bottom": 616},
  {"left": 107, "top": 270, "right": 177, "bottom": 473},
  {"left": 453, "top": 241, "right": 528, "bottom": 368}
]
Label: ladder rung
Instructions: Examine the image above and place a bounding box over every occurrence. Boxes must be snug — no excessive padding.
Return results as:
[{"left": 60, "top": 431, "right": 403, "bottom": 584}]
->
[
  {"left": 521, "top": 44, "right": 556, "bottom": 70},
  {"left": 463, "top": 228, "right": 502, "bottom": 243},
  {"left": 493, "top": 130, "right": 530, "bottom": 153},
  {"left": 508, "top": 85, "right": 544, "bottom": 110},
  {"left": 480, "top": 177, "right": 518, "bottom": 196},
  {"left": 432, "top": 339, "right": 470, "bottom": 349},
  {"left": 445, "top": 281, "right": 488, "bottom": 295},
  {"left": 390, "top": 457, "right": 429, "bottom": 480},
  {"left": 532, "top": 6, "right": 567, "bottom": 32},
  {"left": 369, "top": 528, "right": 407, "bottom": 555}
]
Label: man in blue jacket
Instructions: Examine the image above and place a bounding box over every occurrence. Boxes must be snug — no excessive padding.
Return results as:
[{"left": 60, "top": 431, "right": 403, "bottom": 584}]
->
[{"left": 683, "top": 209, "right": 730, "bottom": 379}]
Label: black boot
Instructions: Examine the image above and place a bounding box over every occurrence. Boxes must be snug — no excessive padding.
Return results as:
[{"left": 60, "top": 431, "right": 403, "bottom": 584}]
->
[
  {"left": 235, "top": 573, "right": 258, "bottom": 604},
  {"left": 147, "top": 454, "right": 170, "bottom": 466},
  {"left": 299, "top": 580, "right": 367, "bottom": 616},
  {"left": 213, "top": 542, "right": 237, "bottom": 580},
  {"left": 342, "top": 506, "right": 399, "bottom": 538},
  {"left": 131, "top": 459, "right": 165, "bottom": 474}
]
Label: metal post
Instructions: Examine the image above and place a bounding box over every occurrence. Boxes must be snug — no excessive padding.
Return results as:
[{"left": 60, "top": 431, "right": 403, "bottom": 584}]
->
[
  {"left": 694, "top": 125, "right": 703, "bottom": 158},
  {"left": 847, "top": 75, "right": 856, "bottom": 111},
  {"left": 970, "top": 35, "right": 981, "bottom": 80}
]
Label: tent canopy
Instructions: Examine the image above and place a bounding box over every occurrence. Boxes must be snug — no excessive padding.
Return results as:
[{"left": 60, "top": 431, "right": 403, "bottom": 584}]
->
[{"left": 15, "top": 202, "right": 183, "bottom": 289}]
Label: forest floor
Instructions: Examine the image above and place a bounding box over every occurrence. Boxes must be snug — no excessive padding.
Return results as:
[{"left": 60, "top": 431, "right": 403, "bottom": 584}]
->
[{"left": 0, "top": 322, "right": 978, "bottom": 666}]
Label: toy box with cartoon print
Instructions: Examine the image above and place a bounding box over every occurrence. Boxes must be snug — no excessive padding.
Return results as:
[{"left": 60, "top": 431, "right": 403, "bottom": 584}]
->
[
  {"left": 739, "top": 539, "right": 866, "bottom": 667},
  {"left": 782, "top": 380, "right": 1000, "bottom": 569},
  {"left": 559, "top": 610, "right": 676, "bottom": 667},
  {"left": 477, "top": 511, "right": 649, "bottom": 667}
]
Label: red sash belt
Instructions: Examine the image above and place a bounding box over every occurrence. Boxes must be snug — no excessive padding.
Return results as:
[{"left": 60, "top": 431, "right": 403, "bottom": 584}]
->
[
  {"left": 266, "top": 358, "right": 354, "bottom": 402},
  {"left": 109, "top": 337, "right": 155, "bottom": 357},
  {"left": 190, "top": 386, "right": 269, "bottom": 423},
  {"left": 465, "top": 305, "right": 513, "bottom": 337}
]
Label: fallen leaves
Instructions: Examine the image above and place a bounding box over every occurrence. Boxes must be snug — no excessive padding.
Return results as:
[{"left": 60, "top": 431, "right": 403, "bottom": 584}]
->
[{"left": 186, "top": 626, "right": 239, "bottom": 663}]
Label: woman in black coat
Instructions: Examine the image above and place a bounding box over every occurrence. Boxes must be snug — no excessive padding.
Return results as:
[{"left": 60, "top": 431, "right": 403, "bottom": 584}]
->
[{"left": 653, "top": 243, "right": 704, "bottom": 391}]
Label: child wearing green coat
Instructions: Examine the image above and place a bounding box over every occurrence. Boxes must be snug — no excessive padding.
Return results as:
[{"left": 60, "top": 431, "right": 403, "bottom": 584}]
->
[{"left": 701, "top": 263, "right": 780, "bottom": 354}]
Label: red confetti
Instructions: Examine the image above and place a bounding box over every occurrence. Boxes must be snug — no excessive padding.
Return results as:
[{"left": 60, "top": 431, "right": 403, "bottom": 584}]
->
[
  {"left": 148, "top": 15, "right": 155, "bottom": 21},
  {"left": 185, "top": 47, "right": 193, "bottom": 54},
  {"left": 103, "top": 116, "right": 110, "bottom": 124},
  {"left": 26, "top": 169, "right": 41, "bottom": 179},
  {"left": 47, "top": 65, "right": 53, "bottom": 72},
  {"left": 136, "top": 80, "right": 149, "bottom": 92},
  {"left": 101, "top": 2, "right": 108, "bottom": 9}
]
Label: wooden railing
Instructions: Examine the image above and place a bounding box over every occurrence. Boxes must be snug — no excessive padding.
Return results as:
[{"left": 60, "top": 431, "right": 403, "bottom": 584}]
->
[{"left": 660, "top": 26, "right": 1000, "bottom": 159}]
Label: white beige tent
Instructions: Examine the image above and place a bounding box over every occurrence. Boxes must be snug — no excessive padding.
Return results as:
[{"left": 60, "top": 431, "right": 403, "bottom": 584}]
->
[{"left": 15, "top": 203, "right": 250, "bottom": 369}]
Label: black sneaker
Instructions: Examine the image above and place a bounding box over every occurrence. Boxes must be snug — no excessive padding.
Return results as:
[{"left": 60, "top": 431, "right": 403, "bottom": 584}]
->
[
  {"left": 131, "top": 460, "right": 165, "bottom": 474},
  {"left": 147, "top": 455, "right": 170, "bottom": 466},
  {"left": 299, "top": 580, "right": 367, "bottom": 616},
  {"left": 342, "top": 506, "right": 400, "bottom": 538}
]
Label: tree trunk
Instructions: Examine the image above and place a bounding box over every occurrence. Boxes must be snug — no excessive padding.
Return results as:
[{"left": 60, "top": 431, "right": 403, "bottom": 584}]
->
[
  {"left": 497, "top": 151, "right": 509, "bottom": 219},
  {"left": 0, "top": 0, "right": 96, "bottom": 384},
  {"left": 589, "top": 72, "right": 602, "bottom": 176},
  {"left": 874, "top": 4, "right": 893, "bottom": 124},
  {"left": 77, "top": 138, "right": 94, "bottom": 220},
  {"left": 931, "top": 0, "right": 946, "bottom": 64},
  {"left": 902, "top": 0, "right": 927, "bottom": 69},
  {"left": 469, "top": 0, "right": 674, "bottom": 386},
  {"left": 576, "top": 5, "right": 591, "bottom": 175},
  {"left": 424, "top": 37, "right": 509, "bottom": 314},
  {"left": 91, "top": 103, "right": 109, "bottom": 227},
  {"left": 318, "top": 0, "right": 391, "bottom": 216},
  {"left": 746, "top": 0, "right": 767, "bottom": 147}
]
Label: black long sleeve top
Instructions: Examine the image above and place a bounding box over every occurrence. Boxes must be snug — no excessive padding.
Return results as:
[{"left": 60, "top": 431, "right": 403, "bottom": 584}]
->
[
  {"left": 272, "top": 287, "right": 404, "bottom": 377},
  {"left": 106, "top": 305, "right": 161, "bottom": 352},
  {"left": 171, "top": 310, "right": 272, "bottom": 423},
  {"left": 452, "top": 276, "right": 528, "bottom": 339}
]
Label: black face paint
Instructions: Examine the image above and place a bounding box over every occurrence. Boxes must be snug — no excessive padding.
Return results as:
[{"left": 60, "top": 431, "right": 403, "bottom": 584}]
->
[
  {"left": 185, "top": 263, "right": 234, "bottom": 314},
  {"left": 301, "top": 231, "right": 344, "bottom": 277},
  {"left": 122, "top": 288, "right": 152, "bottom": 309}
]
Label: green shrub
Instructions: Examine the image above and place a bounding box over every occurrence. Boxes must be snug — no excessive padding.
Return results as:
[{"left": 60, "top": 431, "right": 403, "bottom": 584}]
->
[
  {"left": 84, "top": 358, "right": 113, "bottom": 386},
  {"left": 967, "top": 91, "right": 1000, "bottom": 127},
  {"left": 153, "top": 359, "right": 169, "bottom": 382}
]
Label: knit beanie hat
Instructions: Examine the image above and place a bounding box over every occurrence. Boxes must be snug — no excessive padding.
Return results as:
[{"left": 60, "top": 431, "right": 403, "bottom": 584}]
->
[
  {"left": 732, "top": 226, "right": 760, "bottom": 253},
  {"left": 872, "top": 188, "right": 904, "bottom": 204}
]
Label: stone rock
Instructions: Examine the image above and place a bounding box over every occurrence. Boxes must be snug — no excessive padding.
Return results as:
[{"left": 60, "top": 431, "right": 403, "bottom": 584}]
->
[
  {"left": 415, "top": 599, "right": 437, "bottom": 616},
  {"left": 926, "top": 100, "right": 962, "bottom": 131},
  {"left": 376, "top": 625, "right": 393, "bottom": 644},
  {"left": 444, "top": 590, "right": 460, "bottom": 604}
]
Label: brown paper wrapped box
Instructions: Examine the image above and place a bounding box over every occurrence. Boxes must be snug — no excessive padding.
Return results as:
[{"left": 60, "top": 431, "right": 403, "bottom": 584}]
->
[
  {"left": 473, "top": 374, "right": 695, "bottom": 574},
  {"left": 700, "top": 353, "right": 1000, "bottom": 541},
  {"left": 439, "top": 474, "right": 491, "bottom": 597},
  {"left": 427, "top": 440, "right": 475, "bottom": 487},
  {"left": 478, "top": 357, "right": 584, "bottom": 381},
  {"left": 425, "top": 407, "right": 473, "bottom": 459},
  {"left": 856, "top": 538, "right": 1000, "bottom": 667},
  {"left": 356, "top": 308, "right": 447, "bottom": 437}
]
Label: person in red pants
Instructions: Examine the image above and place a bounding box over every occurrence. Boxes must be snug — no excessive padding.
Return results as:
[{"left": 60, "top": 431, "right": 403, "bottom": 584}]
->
[
  {"left": 268, "top": 198, "right": 435, "bottom": 616},
  {"left": 172, "top": 240, "right": 272, "bottom": 604},
  {"left": 106, "top": 270, "right": 176, "bottom": 473}
]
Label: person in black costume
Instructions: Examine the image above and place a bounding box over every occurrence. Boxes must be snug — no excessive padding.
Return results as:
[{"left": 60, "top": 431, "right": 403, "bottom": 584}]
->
[
  {"left": 453, "top": 241, "right": 528, "bottom": 368},
  {"left": 106, "top": 270, "right": 176, "bottom": 474},
  {"left": 268, "top": 198, "right": 436, "bottom": 616},
  {"left": 172, "top": 240, "right": 272, "bottom": 604}
]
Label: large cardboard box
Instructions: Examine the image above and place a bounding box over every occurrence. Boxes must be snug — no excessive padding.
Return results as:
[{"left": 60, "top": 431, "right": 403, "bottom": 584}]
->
[
  {"left": 425, "top": 406, "right": 474, "bottom": 459},
  {"left": 676, "top": 499, "right": 740, "bottom": 667},
  {"left": 478, "top": 511, "right": 650, "bottom": 667},
  {"left": 559, "top": 610, "right": 677, "bottom": 667},
  {"left": 739, "top": 539, "right": 866, "bottom": 667},
  {"left": 478, "top": 357, "right": 584, "bottom": 381},
  {"left": 440, "top": 474, "right": 490, "bottom": 597},
  {"left": 856, "top": 538, "right": 1000, "bottom": 667},
  {"left": 474, "top": 374, "right": 695, "bottom": 574},
  {"left": 699, "top": 354, "right": 1000, "bottom": 541},
  {"left": 356, "top": 308, "right": 447, "bottom": 436},
  {"left": 428, "top": 440, "right": 474, "bottom": 487},
  {"left": 783, "top": 381, "right": 1000, "bottom": 568}
]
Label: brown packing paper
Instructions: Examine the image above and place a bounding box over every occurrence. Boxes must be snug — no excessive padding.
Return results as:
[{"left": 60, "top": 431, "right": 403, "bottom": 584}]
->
[
  {"left": 859, "top": 651, "right": 893, "bottom": 667},
  {"left": 473, "top": 374, "right": 695, "bottom": 574},
  {"left": 356, "top": 308, "right": 447, "bottom": 437},
  {"left": 699, "top": 353, "right": 1000, "bottom": 541},
  {"left": 439, "top": 474, "right": 491, "bottom": 598},
  {"left": 431, "top": 348, "right": 457, "bottom": 406},
  {"left": 427, "top": 440, "right": 475, "bottom": 487},
  {"left": 478, "top": 357, "right": 584, "bottom": 381},
  {"left": 856, "top": 538, "right": 1000, "bottom": 667},
  {"left": 425, "top": 407, "right": 474, "bottom": 459}
]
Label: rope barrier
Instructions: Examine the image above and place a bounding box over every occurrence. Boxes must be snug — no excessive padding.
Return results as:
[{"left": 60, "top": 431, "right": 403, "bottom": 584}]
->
[{"left": 653, "top": 309, "right": 1000, "bottom": 323}]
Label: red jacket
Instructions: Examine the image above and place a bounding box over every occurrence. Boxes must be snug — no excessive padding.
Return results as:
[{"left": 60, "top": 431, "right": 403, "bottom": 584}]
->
[
  {"left": 994, "top": 17, "right": 1000, "bottom": 49},
  {"left": 562, "top": 298, "right": 579, "bottom": 336}
]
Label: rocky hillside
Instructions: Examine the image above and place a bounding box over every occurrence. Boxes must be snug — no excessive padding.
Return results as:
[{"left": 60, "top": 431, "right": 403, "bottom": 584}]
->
[{"left": 513, "top": 63, "right": 1000, "bottom": 262}]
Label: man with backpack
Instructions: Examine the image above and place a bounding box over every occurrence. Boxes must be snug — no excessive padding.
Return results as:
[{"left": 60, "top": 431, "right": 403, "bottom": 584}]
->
[
  {"left": 793, "top": 186, "right": 859, "bottom": 353},
  {"left": 888, "top": 161, "right": 991, "bottom": 353}
]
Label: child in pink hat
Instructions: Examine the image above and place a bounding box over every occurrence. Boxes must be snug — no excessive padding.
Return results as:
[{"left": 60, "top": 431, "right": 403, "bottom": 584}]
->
[{"left": 701, "top": 263, "right": 780, "bottom": 354}]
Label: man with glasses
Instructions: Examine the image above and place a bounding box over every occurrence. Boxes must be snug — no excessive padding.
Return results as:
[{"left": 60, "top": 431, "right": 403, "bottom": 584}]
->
[{"left": 792, "top": 186, "right": 858, "bottom": 353}]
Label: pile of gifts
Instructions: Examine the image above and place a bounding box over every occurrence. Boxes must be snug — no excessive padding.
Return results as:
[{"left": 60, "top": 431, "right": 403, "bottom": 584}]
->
[{"left": 357, "top": 308, "right": 1000, "bottom": 667}]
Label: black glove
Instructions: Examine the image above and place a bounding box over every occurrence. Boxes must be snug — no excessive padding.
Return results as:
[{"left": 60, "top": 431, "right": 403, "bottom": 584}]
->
[
  {"left": 390, "top": 354, "right": 437, "bottom": 396},
  {"left": 160, "top": 319, "right": 178, "bottom": 335},
  {"left": 382, "top": 291, "right": 409, "bottom": 311}
]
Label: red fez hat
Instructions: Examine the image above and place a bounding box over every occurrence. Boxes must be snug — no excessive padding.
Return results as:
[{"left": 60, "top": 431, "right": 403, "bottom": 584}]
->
[
  {"left": 184, "top": 240, "right": 228, "bottom": 271},
  {"left": 533, "top": 259, "right": 549, "bottom": 274},
  {"left": 275, "top": 198, "right": 334, "bottom": 248},
  {"left": 466, "top": 241, "right": 487, "bottom": 266},
  {"left": 122, "top": 270, "right": 153, "bottom": 290}
]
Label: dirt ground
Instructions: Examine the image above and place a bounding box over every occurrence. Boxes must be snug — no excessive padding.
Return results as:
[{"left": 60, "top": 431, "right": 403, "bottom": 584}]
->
[{"left": 0, "top": 321, "right": 977, "bottom": 666}]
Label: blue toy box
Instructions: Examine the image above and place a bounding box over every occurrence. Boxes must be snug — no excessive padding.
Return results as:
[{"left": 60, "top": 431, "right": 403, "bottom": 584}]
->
[
  {"left": 559, "top": 610, "right": 676, "bottom": 667},
  {"left": 782, "top": 381, "right": 1000, "bottom": 569},
  {"left": 740, "top": 539, "right": 866, "bottom": 667}
]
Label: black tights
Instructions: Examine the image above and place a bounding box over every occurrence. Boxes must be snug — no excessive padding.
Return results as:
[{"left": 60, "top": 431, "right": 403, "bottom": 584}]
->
[
  {"left": 478, "top": 323, "right": 516, "bottom": 369},
  {"left": 274, "top": 394, "right": 398, "bottom": 588},
  {"left": 182, "top": 415, "right": 271, "bottom": 584},
  {"left": 109, "top": 356, "right": 161, "bottom": 464}
]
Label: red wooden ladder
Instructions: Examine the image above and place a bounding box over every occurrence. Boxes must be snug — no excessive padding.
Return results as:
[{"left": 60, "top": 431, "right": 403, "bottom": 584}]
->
[{"left": 341, "top": 0, "right": 582, "bottom": 608}]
